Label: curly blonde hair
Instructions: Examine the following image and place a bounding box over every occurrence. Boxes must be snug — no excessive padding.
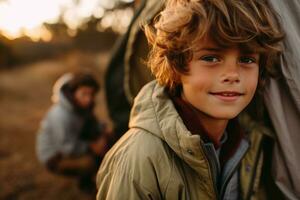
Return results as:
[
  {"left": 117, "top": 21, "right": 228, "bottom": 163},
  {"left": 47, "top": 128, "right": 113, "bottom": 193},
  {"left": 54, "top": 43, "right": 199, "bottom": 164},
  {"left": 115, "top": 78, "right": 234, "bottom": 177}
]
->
[{"left": 144, "top": 0, "right": 284, "bottom": 90}]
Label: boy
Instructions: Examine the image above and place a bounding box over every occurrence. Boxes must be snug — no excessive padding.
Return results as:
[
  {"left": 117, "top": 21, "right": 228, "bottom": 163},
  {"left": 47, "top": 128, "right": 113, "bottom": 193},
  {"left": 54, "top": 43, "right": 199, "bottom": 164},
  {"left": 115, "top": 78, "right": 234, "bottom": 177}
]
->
[
  {"left": 36, "top": 72, "right": 109, "bottom": 192},
  {"left": 96, "top": 0, "right": 284, "bottom": 199}
]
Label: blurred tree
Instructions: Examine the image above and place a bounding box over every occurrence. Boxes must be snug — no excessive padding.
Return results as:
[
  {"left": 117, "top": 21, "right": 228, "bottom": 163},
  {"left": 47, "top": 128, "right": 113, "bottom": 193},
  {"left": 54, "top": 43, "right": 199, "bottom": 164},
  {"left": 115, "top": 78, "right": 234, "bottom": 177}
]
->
[
  {"left": 0, "top": 0, "right": 135, "bottom": 67},
  {"left": 0, "top": 35, "right": 14, "bottom": 68}
]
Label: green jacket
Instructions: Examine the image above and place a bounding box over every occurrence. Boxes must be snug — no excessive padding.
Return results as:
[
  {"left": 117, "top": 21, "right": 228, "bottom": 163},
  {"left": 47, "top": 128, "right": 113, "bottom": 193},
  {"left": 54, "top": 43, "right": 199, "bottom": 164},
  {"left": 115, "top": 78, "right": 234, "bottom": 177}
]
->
[{"left": 97, "top": 81, "right": 282, "bottom": 200}]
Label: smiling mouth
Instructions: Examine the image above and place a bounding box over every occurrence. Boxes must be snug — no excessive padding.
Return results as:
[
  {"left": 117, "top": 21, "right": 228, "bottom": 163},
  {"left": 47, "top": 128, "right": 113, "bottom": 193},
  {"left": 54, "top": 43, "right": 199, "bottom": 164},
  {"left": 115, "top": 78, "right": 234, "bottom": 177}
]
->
[
  {"left": 210, "top": 91, "right": 243, "bottom": 96},
  {"left": 209, "top": 91, "right": 244, "bottom": 102}
]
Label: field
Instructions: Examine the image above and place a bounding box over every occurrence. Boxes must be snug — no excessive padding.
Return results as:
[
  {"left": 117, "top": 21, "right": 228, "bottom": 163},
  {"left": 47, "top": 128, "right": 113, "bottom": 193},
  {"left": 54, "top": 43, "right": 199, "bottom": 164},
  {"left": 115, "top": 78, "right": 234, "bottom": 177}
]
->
[{"left": 0, "top": 51, "right": 112, "bottom": 200}]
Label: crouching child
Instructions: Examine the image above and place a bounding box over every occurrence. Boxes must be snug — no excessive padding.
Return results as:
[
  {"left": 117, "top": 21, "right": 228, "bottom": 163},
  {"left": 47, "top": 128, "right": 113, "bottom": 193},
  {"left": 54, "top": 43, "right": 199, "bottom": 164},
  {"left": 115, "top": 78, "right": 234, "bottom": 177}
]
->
[{"left": 36, "top": 72, "right": 110, "bottom": 192}]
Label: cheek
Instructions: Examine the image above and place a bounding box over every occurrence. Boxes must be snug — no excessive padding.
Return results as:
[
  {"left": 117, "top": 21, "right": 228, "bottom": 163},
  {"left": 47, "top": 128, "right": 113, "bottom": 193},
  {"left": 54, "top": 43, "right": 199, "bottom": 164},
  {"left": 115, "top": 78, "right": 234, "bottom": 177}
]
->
[
  {"left": 75, "top": 93, "right": 87, "bottom": 104},
  {"left": 243, "top": 69, "right": 259, "bottom": 95},
  {"left": 181, "top": 76, "right": 208, "bottom": 97},
  {"left": 181, "top": 68, "right": 214, "bottom": 90},
  {"left": 74, "top": 93, "right": 81, "bottom": 102}
]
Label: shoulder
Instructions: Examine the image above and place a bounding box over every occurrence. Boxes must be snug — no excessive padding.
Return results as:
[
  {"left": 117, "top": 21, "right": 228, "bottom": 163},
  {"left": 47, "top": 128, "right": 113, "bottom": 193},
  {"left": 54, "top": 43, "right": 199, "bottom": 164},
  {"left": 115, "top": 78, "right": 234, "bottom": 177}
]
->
[
  {"left": 104, "top": 128, "right": 170, "bottom": 169},
  {"left": 40, "top": 104, "right": 81, "bottom": 133},
  {"left": 97, "top": 128, "right": 174, "bottom": 194},
  {"left": 47, "top": 104, "right": 77, "bottom": 123}
]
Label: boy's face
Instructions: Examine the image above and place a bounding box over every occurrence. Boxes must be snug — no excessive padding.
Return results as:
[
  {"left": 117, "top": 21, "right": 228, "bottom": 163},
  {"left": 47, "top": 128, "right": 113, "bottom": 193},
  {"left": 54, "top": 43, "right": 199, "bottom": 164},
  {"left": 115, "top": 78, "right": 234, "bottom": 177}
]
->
[
  {"left": 180, "top": 38, "right": 259, "bottom": 120},
  {"left": 74, "top": 86, "right": 95, "bottom": 109}
]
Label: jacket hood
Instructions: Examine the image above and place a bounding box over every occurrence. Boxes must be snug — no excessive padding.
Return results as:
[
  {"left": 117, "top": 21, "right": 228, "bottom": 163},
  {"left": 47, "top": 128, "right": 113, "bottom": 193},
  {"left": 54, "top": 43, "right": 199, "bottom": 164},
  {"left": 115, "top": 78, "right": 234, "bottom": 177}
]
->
[
  {"left": 51, "top": 73, "right": 74, "bottom": 111},
  {"left": 129, "top": 81, "right": 207, "bottom": 163}
]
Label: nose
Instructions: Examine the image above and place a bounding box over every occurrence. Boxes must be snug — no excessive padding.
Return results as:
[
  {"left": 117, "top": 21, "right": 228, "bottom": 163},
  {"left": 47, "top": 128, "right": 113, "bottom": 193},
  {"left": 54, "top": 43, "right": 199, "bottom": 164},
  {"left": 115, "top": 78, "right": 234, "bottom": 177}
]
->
[{"left": 221, "top": 61, "right": 240, "bottom": 84}]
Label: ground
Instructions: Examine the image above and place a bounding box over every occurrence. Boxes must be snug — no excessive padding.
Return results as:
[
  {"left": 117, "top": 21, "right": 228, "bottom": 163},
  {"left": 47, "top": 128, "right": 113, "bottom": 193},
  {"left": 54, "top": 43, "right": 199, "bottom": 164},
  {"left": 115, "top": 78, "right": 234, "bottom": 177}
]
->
[{"left": 0, "top": 51, "right": 112, "bottom": 200}]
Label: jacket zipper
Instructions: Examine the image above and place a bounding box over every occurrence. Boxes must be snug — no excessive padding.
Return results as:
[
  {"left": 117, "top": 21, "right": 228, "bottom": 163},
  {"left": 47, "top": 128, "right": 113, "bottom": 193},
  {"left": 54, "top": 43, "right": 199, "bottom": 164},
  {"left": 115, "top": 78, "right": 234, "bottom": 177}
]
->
[
  {"left": 219, "top": 163, "right": 240, "bottom": 198},
  {"left": 208, "top": 154, "right": 219, "bottom": 199},
  {"left": 245, "top": 138, "right": 264, "bottom": 200},
  {"left": 219, "top": 139, "right": 249, "bottom": 198},
  {"left": 200, "top": 141, "right": 219, "bottom": 199}
]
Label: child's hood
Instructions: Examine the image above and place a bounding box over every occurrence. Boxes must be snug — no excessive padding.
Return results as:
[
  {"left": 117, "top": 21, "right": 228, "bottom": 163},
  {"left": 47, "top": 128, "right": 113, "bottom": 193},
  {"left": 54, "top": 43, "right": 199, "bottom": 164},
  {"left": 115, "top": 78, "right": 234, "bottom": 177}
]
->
[{"left": 51, "top": 73, "right": 74, "bottom": 109}]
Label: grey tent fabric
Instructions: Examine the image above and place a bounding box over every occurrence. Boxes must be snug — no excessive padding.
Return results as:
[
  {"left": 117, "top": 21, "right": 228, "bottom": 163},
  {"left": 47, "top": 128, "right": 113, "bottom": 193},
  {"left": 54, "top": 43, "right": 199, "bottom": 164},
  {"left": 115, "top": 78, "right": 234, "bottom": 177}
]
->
[{"left": 265, "top": 0, "right": 300, "bottom": 199}]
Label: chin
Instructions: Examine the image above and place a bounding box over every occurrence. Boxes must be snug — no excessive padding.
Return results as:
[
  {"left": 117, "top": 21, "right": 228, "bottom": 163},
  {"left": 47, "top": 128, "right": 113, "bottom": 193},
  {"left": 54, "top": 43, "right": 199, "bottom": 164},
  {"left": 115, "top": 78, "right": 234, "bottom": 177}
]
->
[
  {"left": 79, "top": 104, "right": 90, "bottom": 109},
  {"left": 210, "top": 110, "right": 240, "bottom": 120}
]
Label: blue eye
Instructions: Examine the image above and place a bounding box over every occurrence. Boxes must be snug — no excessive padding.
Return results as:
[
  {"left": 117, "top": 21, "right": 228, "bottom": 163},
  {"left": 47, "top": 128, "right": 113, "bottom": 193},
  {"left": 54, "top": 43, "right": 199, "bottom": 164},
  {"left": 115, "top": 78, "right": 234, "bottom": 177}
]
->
[
  {"left": 240, "top": 57, "right": 256, "bottom": 64},
  {"left": 200, "top": 55, "right": 219, "bottom": 62}
]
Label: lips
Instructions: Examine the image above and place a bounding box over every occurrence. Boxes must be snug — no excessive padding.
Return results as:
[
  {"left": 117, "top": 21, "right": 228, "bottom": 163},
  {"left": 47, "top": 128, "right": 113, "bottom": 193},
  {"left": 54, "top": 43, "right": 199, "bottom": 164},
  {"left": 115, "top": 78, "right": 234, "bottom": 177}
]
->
[
  {"left": 209, "top": 91, "right": 244, "bottom": 102},
  {"left": 210, "top": 91, "right": 243, "bottom": 96}
]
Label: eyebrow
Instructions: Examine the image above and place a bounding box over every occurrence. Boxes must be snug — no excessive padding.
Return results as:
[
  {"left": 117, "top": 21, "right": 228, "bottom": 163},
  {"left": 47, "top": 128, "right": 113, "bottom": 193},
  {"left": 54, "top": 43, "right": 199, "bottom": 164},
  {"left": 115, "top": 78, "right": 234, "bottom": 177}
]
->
[
  {"left": 198, "top": 47, "right": 224, "bottom": 52},
  {"left": 197, "top": 47, "right": 258, "bottom": 54},
  {"left": 240, "top": 50, "right": 258, "bottom": 54}
]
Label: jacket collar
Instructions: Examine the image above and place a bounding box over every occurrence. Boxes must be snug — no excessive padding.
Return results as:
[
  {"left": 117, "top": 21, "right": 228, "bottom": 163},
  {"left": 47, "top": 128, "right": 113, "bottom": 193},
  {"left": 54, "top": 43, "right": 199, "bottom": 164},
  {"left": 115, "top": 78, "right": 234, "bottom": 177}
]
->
[
  {"left": 169, "top": 89, "right": 245, "bottom": 166},
  {"left": 170, "top": 92, "right": 223, "bottom": 149}
]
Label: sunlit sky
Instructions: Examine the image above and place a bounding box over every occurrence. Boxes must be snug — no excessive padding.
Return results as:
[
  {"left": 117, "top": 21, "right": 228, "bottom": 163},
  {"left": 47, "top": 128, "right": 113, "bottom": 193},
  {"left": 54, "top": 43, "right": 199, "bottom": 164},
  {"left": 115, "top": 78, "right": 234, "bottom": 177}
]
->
[{"left": 0, "top": 0, "right": 133, "bottom": 41}]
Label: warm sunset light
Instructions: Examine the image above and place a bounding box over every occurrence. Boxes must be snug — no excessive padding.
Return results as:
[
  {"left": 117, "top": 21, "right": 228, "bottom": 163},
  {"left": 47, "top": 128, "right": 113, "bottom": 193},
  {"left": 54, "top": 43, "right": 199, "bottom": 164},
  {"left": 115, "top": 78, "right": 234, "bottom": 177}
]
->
[
  {"left": 0, "top": 0, "right": 133, "bottom": 41},
  {"left": 0, "top": 0, "right": 62, "bottom": 40}
]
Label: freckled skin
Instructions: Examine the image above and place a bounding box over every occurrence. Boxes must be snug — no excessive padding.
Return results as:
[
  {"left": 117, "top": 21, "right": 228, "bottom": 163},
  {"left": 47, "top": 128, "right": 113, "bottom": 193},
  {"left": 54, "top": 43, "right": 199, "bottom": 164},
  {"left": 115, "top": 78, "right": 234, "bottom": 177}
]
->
[{"left": 180, "top": 38, "right": 259, "bottom": 138}]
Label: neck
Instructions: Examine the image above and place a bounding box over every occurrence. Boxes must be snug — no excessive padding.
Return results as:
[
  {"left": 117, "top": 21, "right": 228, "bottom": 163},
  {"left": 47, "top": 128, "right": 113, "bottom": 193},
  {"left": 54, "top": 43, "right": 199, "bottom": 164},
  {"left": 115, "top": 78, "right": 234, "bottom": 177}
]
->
[
  {"left": 196, "top": 111, "right": 228, "bottom": 143},
  {"left": 181, "top": 94, "right": 228, "bottom": 144}
]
